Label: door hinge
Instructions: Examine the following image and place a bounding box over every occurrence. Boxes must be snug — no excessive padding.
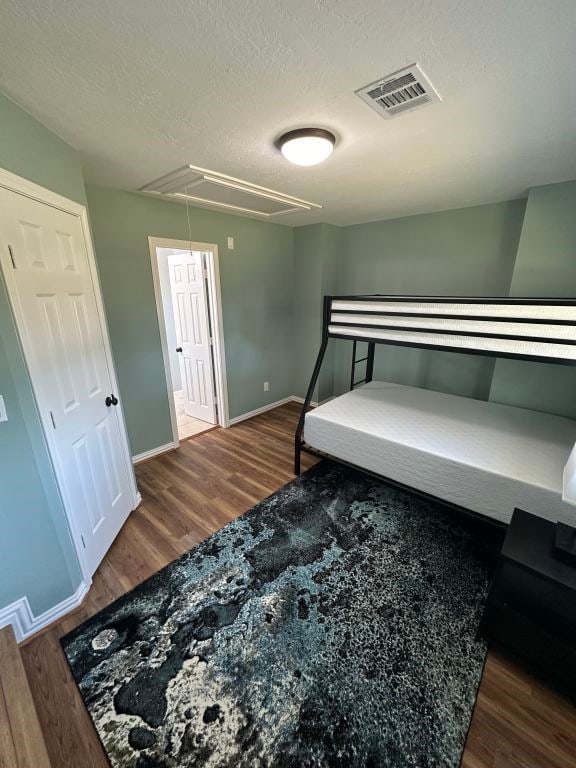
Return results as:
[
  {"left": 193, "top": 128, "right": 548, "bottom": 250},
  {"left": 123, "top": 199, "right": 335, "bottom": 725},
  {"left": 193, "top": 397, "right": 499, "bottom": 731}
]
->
[
  {"left": 49, "top": 410, "right": 56, "bottom": 429},
  {"left": 80, "top": 534, "right": 86, "bottom": 549},
  {"left": 8, "top": 245, "right": 16, "bottom": 269},
  {"left": 209, "top": 337, "right": 214, "bottom": 346}
]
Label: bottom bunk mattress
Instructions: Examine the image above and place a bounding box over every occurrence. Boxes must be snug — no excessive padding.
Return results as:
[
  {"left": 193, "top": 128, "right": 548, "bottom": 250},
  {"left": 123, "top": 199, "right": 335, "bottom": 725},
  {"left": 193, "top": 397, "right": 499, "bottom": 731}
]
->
[{"left": 303, "top": 381, "right": 576, "bottom": 525}]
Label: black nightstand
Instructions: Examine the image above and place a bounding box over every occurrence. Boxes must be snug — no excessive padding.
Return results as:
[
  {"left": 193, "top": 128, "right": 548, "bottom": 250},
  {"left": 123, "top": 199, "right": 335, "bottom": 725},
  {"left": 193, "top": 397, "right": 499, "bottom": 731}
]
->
[{"left": 480, "top": 508, "right": 576, "bottom": 695}]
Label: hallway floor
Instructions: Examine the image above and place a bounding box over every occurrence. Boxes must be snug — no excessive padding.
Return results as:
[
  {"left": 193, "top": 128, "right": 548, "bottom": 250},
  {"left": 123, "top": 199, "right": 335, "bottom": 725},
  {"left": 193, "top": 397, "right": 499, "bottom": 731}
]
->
[{"left": 173, "top": 389, "right": 215, "bottom": 440}]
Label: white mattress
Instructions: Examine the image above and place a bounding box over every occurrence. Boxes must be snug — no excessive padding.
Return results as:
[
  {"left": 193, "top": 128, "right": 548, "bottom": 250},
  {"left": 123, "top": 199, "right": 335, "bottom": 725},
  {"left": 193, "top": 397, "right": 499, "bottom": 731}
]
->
[{"left": 304, "top": 381, "right": 576, "bottom": 525}]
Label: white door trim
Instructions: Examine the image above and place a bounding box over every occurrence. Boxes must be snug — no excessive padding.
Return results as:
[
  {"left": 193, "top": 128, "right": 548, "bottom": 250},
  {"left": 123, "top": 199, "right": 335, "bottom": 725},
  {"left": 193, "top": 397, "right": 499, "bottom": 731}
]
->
[
  {"left": 0, "top": 167, "right": 140, "bottom": 588},
  {"left": 148, "top": 237, "right": 229, "bottom": 443}
]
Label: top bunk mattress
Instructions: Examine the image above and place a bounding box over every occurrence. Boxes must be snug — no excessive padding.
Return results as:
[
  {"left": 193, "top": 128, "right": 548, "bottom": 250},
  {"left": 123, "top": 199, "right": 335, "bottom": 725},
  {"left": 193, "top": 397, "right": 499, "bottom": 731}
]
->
[{"left": 304, "top": 381, "right": 576, "bottom": 525}]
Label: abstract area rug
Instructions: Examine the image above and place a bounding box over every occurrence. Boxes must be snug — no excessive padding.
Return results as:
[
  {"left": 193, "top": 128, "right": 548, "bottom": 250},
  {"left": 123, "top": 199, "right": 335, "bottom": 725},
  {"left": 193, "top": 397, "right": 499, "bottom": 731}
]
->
[{"left": 62, "top": 461, "right": 502, "bottom": 768}]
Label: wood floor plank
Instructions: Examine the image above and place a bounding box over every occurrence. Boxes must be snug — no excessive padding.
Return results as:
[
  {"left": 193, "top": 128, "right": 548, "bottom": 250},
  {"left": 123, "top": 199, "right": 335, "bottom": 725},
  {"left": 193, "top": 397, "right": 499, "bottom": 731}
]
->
[
  {"left": 21, "top": 632, "right": 107, "bottom": 768},
  {"left": 16, "top": 403, "right": 576, "bottom": 768},
  {"left": 0, "top": 683, "right": 19, "bottom": 768},
  {"left": 0, "top": 626, "right": 51, "bottom": 768}
]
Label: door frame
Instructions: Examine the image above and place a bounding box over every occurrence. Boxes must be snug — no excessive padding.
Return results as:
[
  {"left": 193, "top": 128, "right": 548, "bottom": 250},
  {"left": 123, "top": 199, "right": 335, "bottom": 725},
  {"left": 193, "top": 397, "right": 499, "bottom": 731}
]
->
[
  {"left": 0, "top": 167, "right": 140, "bottom": 587},
  {"left": 148, "top": 236, "right": 230, "bottom": 444}
]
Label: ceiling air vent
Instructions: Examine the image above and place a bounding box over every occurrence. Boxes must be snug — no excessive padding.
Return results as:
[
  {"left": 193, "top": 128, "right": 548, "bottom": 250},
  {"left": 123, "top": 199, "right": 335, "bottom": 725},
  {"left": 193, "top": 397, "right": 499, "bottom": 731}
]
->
[
  {"left": 140, "top": 165, "right": 322, "bottom": 219},
  {"left": 356, "top": 63, "right": 441, "bottom": 119}
]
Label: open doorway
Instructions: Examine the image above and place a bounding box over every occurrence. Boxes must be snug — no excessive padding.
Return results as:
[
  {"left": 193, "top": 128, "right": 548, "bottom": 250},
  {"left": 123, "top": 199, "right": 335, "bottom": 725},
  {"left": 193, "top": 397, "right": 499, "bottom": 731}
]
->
[{"left": 149, "top": 237, "right": 229, "bottom": 445}]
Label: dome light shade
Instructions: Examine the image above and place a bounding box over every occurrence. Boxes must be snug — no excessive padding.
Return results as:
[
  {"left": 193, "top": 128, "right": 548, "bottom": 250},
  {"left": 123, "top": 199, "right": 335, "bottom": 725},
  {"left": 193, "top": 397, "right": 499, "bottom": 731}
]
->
[{"left": 277, "top": 128, "right": 335, "bottom": 166}]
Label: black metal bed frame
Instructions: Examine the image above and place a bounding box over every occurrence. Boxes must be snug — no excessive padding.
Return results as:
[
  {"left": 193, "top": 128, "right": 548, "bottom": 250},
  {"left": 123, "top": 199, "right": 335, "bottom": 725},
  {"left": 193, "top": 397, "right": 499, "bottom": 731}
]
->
[{"left": 294, "top": 294, "right": 576, "bottom": 527}]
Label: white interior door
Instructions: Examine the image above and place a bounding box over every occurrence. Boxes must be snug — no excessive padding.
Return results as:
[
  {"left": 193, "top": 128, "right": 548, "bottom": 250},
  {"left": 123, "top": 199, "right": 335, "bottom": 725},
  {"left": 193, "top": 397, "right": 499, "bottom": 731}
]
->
[
  {"left": 0, "top": 187, "right": 135, "bottom": 577},
  {"left": 169, "top": 251, "right": 217, "bottom": 424}
]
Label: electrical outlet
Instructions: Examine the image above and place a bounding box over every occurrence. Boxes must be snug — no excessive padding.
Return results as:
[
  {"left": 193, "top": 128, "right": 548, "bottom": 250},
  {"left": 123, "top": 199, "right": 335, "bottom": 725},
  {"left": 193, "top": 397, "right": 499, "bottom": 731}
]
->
[
  {"left": 263, "top": 381, "right": 270, "bottom": 392},
  {"left": 0, "top": 395, "right": 7, "bottom": 423},
  {"left": 227, "top": 236, "right": 234, "bottom": 250}
]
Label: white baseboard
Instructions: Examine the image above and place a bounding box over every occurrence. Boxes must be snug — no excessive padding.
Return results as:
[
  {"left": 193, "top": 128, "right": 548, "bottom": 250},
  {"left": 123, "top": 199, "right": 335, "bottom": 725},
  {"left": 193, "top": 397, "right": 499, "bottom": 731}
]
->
[
  {"left": 132, "top": 441, "right": 178, "bottom": 464},
  {"left": 228, "top": 396, "right": 296, "bottom": 426},
  {"left": 133, "top": 394, "right": 334, "bottom": 455},
  {"left": 228, "top": 395, "right": 334, "bottom": 425},
  {"left": 0, "top": 580, "right": 89, "bottom": 644},
  {"left": 0, "top": 598, "right": 29, "bottom": 643},
  {"left": 290, "top": 396, "right": 319, "bottom": 407},
  {"left": 292, "top": 396, "right": 336, "bottom": 407}
]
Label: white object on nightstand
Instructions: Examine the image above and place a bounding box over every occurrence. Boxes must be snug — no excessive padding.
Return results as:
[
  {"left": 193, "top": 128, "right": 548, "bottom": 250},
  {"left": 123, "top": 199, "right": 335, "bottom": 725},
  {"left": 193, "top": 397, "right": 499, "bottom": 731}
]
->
[{"left": 0, "top": 395, "right": 7, "bottom": 422}]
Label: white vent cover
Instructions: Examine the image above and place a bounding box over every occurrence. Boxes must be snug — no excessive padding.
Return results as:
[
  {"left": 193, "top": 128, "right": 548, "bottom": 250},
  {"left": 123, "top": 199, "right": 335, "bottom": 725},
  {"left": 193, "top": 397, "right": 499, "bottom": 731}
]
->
[
  {"left": 140, "top": 165, "right": 322, "bottom": 218},
  {"left": 356, "top": 63, "right": 441, "bottom": 119}
]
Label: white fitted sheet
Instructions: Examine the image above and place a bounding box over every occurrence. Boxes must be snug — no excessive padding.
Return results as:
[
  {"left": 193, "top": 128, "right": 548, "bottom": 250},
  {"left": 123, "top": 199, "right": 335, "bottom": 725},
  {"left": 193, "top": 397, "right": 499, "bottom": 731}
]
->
[{"left": 304, "top": 381, "right": 576, "bottom": 525}]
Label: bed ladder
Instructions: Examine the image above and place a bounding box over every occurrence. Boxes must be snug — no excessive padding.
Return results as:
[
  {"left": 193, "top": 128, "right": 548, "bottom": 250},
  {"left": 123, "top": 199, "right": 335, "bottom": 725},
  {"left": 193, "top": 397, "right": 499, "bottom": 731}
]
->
[
  {"left": 350, "top": 341, "right": 375, "bottom": 390},
  {"left": 295, "top": 337, "right": 377, "bottom": 475}
]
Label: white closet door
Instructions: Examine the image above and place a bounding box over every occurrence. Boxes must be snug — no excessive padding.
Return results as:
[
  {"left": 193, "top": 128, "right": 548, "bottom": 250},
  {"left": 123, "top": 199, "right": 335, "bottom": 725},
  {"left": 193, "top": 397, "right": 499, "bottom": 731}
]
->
[
  {"left": 0, "top": 187, "right": 134, "bottom": 577},
  {"left": 169, "top": 251, "right": 216, "bottom": 424}
]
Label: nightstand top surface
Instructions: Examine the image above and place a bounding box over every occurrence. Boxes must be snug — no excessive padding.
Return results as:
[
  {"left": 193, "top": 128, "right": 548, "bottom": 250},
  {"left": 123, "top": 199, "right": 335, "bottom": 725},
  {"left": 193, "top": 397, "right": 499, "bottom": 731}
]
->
[{"left": 503, "top": 508, "right": 576, "bottom": 590}]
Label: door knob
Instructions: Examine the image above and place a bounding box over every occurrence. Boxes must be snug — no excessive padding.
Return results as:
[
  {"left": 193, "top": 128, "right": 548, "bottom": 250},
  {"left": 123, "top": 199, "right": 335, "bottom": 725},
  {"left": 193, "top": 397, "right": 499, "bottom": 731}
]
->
[
  {"left": 176, "top": 347, "right": 183, "bottom": 353},
  {"left": 105, "top": 394, "right": 119, "bottom": 407}
]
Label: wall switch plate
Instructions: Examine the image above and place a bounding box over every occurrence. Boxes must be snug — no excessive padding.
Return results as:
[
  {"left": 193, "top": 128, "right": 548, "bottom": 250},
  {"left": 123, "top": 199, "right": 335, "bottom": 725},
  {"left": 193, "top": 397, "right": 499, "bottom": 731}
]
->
[
  {"left": 0, "top": 395, "right": 7, "bottom": 423},
  {"left": 263, "top": 381, "right": 270, "bottom": 392},
  {"left": 227, "top": 237, "right": 234, "bottom": 250}
]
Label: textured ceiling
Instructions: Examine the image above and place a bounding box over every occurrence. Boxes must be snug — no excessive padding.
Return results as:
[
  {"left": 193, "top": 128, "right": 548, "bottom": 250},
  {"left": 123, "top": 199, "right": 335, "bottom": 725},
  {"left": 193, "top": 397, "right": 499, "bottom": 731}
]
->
[{"left": 1, "top": 0, "right": 575, "bottom": 226}]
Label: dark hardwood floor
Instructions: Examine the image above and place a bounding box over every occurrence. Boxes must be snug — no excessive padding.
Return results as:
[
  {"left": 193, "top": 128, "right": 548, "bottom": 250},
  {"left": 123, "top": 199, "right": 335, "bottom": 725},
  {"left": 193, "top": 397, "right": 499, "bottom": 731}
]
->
[{"left": 20, "top": 403, "right": 576, "bottom": 768}]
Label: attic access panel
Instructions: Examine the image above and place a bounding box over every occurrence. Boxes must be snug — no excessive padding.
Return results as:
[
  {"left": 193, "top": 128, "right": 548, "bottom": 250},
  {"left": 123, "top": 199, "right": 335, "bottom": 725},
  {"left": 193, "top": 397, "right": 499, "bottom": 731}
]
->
[
  {"left": 140, "top": 166, "right": 322, "bottom": 218},
  {"left": 356, "top": 63, "right": 442, "bottom": 119}
]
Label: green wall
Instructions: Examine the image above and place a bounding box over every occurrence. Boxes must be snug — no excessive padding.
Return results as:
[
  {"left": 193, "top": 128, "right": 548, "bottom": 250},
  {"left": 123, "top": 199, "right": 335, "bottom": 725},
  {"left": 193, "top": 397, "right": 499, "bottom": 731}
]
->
[
  {"left": 0, "top": 93, "right": 83, "bottom": 614},
  {"left": 297, "top": 191, "right": 576, "bottom": 421},
  {"left": 333, "top": 200, "right": 527, "bottom": 398},
  {"left": 490, "top": 181, "right": 576, "bottom": 418},
  {"left": 293, "top": 224, "right": 341, "bottom": 402},
  {"left": 318, "top": 225, "right": 342, "bottom": 402},
  {"left": 1, "top": 84, "right": 576, "bottom": 627},
  {"left": 87, "top": 187, "right": 295, "bottom": 456},
  {"left": 91, "top": 195, "right": 531, "bottom": 452},
  {"left": 0, "top": 93, "right": 87, "bottom": 205}
]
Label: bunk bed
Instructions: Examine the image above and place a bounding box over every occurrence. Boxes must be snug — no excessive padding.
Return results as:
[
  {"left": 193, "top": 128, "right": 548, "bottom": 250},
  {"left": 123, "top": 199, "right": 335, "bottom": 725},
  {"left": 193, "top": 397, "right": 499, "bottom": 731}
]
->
[{"left": 295, "top": 295, "right": 576, "bottom": 527}]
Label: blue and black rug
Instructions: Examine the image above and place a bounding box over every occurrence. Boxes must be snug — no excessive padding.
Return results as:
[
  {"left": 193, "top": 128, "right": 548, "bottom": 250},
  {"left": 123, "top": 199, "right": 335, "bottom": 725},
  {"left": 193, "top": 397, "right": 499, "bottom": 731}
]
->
[{"left": 62, "top": 461, "right": 502, "bottom": 768}]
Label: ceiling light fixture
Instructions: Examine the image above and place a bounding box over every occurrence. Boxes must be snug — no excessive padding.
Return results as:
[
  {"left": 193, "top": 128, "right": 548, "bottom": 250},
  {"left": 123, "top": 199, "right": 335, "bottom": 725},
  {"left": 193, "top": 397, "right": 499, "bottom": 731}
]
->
[{"left": 276, "top": 128, "right": 335, "bottom": 166}]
